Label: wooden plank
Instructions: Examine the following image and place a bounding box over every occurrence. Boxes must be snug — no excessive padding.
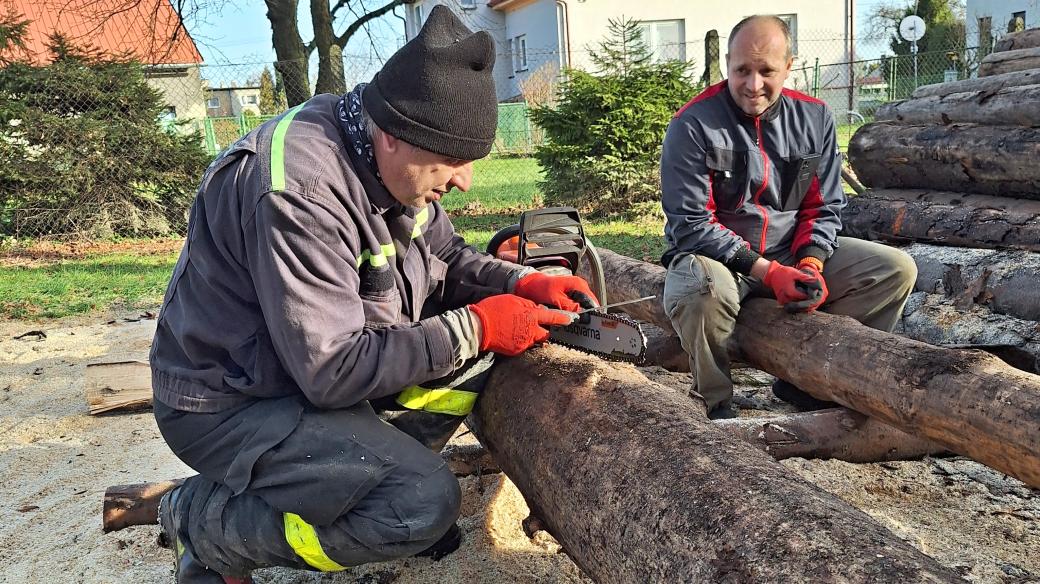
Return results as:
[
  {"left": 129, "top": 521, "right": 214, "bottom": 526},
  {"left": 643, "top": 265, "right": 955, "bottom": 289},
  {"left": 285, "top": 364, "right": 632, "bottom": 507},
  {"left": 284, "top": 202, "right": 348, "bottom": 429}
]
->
[{"left": 85, "top": 360, "right": 151, "bottom": 415}]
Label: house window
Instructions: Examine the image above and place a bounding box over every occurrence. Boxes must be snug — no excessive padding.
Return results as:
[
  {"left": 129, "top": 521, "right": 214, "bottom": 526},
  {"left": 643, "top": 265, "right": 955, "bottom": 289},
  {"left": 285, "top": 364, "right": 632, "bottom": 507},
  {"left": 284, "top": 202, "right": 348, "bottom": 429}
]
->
[
  {"left": 241, "top": 94, "right": 259, "bottom": 106},
  {"left": 777, "top": 14, "right": 798, "bottom": 56},
  {"left": 459, "top": 0, "right": 476, "bottom": 9},
  {"left": 410, "top": 2, "right": 424, "bottom": 37},
  {"left": 513, "top": 34, "right": 528, "bottom": 72},
  {"left": 1009, "top": 11, "right": 1026, "bottom": 33},
  {"left": 979, "top": 16, "right": 993, "bottom": 58},
  {"left": 206, "top": 97, "right": 220, "bottom": 109},
  {"left": 636, "top": 19, "right": 685, "bottom": 63}
]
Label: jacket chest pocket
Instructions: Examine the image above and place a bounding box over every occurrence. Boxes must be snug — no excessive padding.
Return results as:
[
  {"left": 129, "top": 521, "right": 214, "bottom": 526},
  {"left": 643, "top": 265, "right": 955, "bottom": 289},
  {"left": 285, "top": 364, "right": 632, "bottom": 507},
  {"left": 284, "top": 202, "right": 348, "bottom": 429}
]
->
[
  {"left": 425, "top": 256, "right": 448, "bottom": 301},
  {"left": 706, "top": 147, "right": 749, "bottom": 210},
  {"left": 778, "top": 153, "right": 823, "bottom": 211},
  {"left": 358, "top": 262, "right": 403, "bottom": 327}
]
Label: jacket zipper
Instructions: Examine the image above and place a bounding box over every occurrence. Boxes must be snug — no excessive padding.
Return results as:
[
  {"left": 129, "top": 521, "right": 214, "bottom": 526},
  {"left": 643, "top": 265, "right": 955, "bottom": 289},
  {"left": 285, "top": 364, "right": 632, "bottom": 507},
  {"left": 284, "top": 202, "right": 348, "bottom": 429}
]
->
[{"left": 751, "top": 117, "right": 771, "bottom": 254}]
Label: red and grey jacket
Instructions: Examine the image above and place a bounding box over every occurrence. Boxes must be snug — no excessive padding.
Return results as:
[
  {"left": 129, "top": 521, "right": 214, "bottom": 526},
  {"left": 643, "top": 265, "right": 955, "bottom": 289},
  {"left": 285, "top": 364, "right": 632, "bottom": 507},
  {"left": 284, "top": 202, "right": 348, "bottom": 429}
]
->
[{"left": 660, "top": 80, "right": 845, "bottom": 273}]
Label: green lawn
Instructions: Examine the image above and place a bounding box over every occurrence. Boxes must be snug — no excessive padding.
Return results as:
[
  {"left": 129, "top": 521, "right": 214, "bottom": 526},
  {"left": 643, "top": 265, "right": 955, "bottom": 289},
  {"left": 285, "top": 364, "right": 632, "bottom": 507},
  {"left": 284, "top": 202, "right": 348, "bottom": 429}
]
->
[{"left": 0, "top": 252, "right": 176, "bottom": 319}]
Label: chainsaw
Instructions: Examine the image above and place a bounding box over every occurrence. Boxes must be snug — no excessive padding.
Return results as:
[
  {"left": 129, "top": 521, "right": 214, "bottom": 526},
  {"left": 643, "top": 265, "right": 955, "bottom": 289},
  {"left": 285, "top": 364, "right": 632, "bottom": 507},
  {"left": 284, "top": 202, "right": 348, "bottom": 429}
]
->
[{"left": 488, "top": 207, "right": 649, "bottom": 364}]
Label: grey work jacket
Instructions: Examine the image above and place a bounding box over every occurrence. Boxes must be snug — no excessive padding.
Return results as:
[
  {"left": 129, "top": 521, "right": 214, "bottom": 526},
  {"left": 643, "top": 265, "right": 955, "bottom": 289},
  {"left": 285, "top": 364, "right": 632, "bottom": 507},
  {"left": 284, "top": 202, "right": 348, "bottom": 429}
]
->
[
  {"left": 151, "top": 94, "right": 523, "bottom": 413},
  {"left": 661, "top": 80, "right": 846, "bottom": 274}
]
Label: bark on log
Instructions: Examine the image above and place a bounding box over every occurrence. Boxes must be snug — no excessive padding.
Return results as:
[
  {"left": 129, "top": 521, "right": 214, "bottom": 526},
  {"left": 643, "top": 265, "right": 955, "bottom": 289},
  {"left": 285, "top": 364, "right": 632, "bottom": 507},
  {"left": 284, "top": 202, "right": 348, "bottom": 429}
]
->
[
  {"left": 847, "top": 123, "right": 1040, "bottom": 198},
  {"left": 875, "top": 83, "right": 1040, "bottom": 126},
  {"left": 899, "top": 292, "right": 1040, "bottom": 374},
  {"left": 594, "top": 248, "right": 1040, "bottom": 488},
  {"left": 912, "top": 68, "right": 1040, "bottom": 98},
  {"left": 469, "top": 346, "right": 962, "bottom": 582},
  {"left": 903, "top": 243, "right": 1040, "bottom": 321},
  {"left": 978, "top": 47, "right": 1040, "bottom": 77},
  {"left": 842, "top": 189, "right": 1040, "bottom": 253},
  {"left": 713, "top": 408, "right": 944, "bottom": 462},
  {"left": 994, "top": 28, "right": 1040, "bottom": 52}
]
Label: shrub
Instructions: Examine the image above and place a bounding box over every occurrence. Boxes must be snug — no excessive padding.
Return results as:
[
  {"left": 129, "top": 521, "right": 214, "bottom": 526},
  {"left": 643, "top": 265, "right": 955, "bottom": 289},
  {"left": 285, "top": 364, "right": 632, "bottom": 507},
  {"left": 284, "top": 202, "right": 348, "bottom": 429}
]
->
[
  {"left": 0, "top": 30, "right": 210, "bottom": 238},
  {"left": 530, "top": 18, "right": 699, "bottom": 213}
]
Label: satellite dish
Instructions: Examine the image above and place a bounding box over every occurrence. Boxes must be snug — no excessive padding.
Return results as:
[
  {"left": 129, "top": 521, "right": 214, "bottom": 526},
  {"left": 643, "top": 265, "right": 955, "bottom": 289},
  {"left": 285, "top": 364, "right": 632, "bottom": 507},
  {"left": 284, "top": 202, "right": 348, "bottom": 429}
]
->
[{"left": 899, "top": 15, "right": 927, "bottom": 42}]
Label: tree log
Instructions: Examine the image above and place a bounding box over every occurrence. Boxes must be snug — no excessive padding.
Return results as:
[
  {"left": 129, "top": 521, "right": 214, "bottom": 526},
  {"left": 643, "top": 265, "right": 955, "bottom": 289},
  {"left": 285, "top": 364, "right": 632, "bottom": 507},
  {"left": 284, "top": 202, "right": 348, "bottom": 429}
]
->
[
  {"left": 978, "top": 47, "right": 1040, "bottom": 77},
  {"left": 903, "top": 243, "right": 1040, "bottom": 321},
  {"left": 469, "top": 346, "right": 962, "bottom": 582},
  {"left": 875, "top": 83, "right": 1040, "bottom": 126},
  {"left": 912, "top": 68, "right": 1040, "bottom": 98},
  {"left": 994, "top": 28, "right": 1040, "bottom": 52},
  {"left": 841, "top": 189, "right": 1040, "bottom": 253},
  {"left": 713, "top": 408, "right": 944, "bottom": 462},
  {"left": 593, "top": 248, "right": 1040, "bottom": 489},
  {"left": 848, "top": 123, "right": 1040, "bottom": 198},
  {"left": 899, "top": 292, "right": 1040, "bottom": 374}
]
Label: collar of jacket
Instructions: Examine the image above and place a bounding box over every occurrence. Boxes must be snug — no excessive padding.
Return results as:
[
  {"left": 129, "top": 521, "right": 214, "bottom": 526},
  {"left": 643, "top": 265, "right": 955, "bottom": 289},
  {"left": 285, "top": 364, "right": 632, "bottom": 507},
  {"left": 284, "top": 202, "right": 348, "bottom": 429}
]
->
[{"left": 723, "top": 80, "right": 784, "bottom": 124}]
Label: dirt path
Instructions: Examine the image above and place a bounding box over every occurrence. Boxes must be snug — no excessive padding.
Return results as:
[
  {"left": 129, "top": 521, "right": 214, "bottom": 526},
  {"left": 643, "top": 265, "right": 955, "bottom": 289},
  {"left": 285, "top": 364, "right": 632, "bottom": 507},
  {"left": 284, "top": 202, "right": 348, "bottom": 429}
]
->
[{"left": 0, "top": 311, "right": 1037, "bottom": 583}]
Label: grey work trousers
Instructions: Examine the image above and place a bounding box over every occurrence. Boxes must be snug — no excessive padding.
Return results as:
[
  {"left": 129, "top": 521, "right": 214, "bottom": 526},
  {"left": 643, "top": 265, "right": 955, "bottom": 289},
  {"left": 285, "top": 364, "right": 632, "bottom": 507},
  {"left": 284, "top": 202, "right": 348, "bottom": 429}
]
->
[{"left": 663, "top": 237, "right": 917, "bottom": 413}]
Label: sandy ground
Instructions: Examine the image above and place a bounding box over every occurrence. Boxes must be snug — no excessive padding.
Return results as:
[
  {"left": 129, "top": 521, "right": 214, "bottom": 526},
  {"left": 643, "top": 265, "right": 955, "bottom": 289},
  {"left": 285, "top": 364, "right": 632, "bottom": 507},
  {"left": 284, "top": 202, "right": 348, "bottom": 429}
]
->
[{"left": 0, "top": 309, "right": 1038, "bottom": 583}]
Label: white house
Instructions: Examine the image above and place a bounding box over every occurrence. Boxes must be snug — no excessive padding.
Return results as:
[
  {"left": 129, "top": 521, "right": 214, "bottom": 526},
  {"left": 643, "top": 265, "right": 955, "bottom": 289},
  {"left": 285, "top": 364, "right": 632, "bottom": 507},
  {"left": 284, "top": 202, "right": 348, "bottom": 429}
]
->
[
  {"left": 967, "top": 0, "right": 1038, "bottom": 53},
  {"left": 405, "top": 1, "right": 857, "bottom": 113}
]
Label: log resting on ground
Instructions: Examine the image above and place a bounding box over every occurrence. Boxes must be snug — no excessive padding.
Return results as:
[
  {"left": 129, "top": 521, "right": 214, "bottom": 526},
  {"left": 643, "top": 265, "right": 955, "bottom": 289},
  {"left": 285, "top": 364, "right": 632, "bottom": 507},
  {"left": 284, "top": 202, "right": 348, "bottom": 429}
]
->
[
  {"left": 899, "top": 292, "right": 1040, "bottom": 374},
  {"left": 912, "top": 68, "right": 1040, "bottom": 98},
  {"left": 848, "top": 123, "right": 1040, "bottom": 198},
  {"left": 713, "top": 407, "right": 944, "bottom": 462},
  {"left": 994, "top": 28, "right": 1040, "bottom": 52},
  {"left": 593, "top": 248, "right": 1040, "bottom": 489},
  {"left": 841, "top": 189, "right": 1040, "bottom": 253},
  {"left": 902, "top": 243, "right": 1040, "bottom": 321},
  {"left": 468, "top": 346, "right": 962, "bottom": 582},
  {"left": 875, "top": 83, "right": 1040, "bottom": 126},
  {"left": 978, "top": 47, "right": 1040, "bottom": 77}
]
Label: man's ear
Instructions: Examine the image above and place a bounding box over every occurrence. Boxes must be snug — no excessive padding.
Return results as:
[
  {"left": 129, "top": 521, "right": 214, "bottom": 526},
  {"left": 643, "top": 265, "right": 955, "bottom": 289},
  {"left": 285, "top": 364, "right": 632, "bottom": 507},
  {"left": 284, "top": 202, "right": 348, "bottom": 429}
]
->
[
  {"left": 785, "top": 56, "right": 794, "bottom": 73},
  {"left": 377, "top": 128, "right": 400, "bottom": 154}
]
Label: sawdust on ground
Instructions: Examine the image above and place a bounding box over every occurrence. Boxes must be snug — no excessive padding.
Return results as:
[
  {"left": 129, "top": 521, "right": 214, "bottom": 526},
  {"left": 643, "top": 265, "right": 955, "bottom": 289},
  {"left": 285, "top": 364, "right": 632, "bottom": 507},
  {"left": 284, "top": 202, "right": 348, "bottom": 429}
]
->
[{"left": 0, "top": 310, "right": 1037, "bottom": 583}]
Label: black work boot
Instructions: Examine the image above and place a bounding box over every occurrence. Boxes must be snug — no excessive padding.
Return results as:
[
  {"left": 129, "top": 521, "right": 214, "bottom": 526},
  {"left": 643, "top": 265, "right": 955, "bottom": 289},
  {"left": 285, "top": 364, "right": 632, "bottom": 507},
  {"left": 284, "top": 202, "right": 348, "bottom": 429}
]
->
[
  {"left": 158, "top": 487, "right": 253, "bottom": 584},
  {"left": 771, "top": 379, "right": 837, "bottom": 411},
  {"left": 706, "top": 403, "right": 738, "bottom": 420},
  {"left": 415, "top": 522, "right": 462, "bottom": 561}
]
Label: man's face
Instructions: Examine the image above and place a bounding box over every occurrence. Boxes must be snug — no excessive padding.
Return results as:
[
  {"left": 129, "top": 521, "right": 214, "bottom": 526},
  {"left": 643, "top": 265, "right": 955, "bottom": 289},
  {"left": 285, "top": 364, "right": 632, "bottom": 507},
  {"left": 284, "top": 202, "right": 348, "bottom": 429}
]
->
[
  {"left": 374, "top": 131, "right": 474, "bottom": 209},
  {"left": 726, "top": 20, "right": 794, "bottom": 117}
]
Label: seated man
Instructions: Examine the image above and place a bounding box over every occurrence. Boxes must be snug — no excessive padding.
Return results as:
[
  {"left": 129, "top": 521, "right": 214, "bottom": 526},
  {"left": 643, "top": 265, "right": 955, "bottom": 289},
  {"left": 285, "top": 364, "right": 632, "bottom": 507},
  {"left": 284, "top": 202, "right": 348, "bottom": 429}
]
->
[
  {"left": 660, "top": 15, "right": 917, "bottom": 419},
  {"left": 150, "top": 6, "right": 596, "bottom": 582}
]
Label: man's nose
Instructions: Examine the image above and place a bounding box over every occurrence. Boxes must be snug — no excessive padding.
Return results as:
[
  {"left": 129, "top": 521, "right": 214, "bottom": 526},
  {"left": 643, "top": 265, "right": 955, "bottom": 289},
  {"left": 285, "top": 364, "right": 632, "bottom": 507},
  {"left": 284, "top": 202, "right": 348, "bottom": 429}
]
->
[
  {"left": 448, "top": 162, "right": 473, "bottom": 192},
  {"left": 746, "top": 73, "right": 764, "bottom": 93}
]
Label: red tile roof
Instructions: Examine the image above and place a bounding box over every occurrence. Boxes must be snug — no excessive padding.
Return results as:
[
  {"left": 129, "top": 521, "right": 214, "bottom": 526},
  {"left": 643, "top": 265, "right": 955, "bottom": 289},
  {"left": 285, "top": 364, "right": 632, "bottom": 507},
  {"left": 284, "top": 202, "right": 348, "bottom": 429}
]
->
[{"left": 3, "top": 0, "right": 203, "bottom": 65}]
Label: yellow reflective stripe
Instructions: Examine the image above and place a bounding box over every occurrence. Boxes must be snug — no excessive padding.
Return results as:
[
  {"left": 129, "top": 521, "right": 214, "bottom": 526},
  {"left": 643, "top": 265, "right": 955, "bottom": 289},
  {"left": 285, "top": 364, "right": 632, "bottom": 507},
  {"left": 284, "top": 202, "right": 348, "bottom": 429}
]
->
[
  {"left": 283, "top": 513, "right": 348, "bottom": 572},
  {"left": 396, "top": 386, "right": 479, "bottom": 416},
  {"left": 358, "top": 243, "right": 397, "bottom": 268},
  {"left": 270, "top": 104, "right": 306, "bottom": 192},
  {"left": 411, "top": 207, "right": 429, "bottom": 239}
]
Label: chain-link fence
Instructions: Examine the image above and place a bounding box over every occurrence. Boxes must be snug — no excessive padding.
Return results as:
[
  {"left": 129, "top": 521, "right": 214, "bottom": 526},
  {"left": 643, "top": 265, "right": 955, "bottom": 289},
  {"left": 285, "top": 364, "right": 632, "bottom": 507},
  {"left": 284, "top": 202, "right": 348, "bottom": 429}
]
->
[{"left": 0, "top": 21, "right": 1010, "bottom": 241}]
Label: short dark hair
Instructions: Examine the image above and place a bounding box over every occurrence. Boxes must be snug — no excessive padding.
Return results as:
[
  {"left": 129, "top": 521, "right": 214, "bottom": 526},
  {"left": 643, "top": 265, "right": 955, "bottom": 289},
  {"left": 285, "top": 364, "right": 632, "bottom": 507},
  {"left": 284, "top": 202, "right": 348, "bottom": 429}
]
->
[{"left": 728, "top": 15, "right": 793, "bottom": 60}]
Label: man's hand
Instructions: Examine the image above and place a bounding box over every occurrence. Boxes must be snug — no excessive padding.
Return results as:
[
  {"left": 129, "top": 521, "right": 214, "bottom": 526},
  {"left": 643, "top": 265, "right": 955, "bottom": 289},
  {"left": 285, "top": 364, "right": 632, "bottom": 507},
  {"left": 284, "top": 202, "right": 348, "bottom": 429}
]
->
[
  {"left": 513, "top": 272, "right": 599, "bottom": 312},
  {"left": 468, "top": 294, "right": 574, "bottom": 356},
  {"left": 762, "top": 260, "right": 818, "bottom": 308},
  {"left": 783, "top": 259, "right": 828, "bottom": 313}
]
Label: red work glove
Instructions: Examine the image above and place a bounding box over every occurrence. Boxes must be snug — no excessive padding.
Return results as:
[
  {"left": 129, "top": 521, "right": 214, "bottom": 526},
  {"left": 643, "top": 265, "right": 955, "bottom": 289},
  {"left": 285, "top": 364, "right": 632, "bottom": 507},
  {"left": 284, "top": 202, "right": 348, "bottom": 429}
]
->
[
  {"left": 513, "top": 271, "right": 600, "bottom": 312},
  {"left": 785, "top": 258, "right": 829, "bottom": 313},
  {"left": 762, "top": 260, "right": 817, "bottom": 307},
  {"left": 468, "top": 294, "right": 574, "bottom": 356}
]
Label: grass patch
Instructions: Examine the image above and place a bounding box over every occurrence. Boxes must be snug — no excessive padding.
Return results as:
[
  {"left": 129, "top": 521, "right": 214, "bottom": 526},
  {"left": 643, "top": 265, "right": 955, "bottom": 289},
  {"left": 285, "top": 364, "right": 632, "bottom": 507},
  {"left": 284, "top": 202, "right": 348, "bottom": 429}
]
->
[
  {"left": 442, "top": 156, "right": 543, "bottom": 213},
  {"left": 0, "top": 251, "right": 177, "bottom": 319}
]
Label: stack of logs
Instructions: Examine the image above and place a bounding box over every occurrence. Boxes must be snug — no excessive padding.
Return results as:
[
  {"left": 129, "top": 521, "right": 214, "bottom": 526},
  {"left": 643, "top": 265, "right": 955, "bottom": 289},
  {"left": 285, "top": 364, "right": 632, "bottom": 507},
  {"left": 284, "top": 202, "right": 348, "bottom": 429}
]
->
[{"left": 845, "top": 26, "right": 1040, "bottom": 374}]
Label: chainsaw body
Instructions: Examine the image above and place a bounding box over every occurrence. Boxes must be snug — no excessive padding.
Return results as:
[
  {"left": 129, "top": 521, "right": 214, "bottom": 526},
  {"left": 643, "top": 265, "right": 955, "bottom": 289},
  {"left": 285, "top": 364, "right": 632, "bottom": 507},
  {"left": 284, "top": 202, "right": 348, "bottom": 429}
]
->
[{"left": 488, "top": 207, "right": 646, "bottom": 364}]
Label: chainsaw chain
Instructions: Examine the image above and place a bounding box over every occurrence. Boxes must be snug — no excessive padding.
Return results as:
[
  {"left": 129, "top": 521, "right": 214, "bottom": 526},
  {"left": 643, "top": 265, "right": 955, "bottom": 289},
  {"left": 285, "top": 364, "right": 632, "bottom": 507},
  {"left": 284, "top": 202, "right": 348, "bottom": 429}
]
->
[{"left": 549, "top": 310, "right": 647, "bottom": 365}]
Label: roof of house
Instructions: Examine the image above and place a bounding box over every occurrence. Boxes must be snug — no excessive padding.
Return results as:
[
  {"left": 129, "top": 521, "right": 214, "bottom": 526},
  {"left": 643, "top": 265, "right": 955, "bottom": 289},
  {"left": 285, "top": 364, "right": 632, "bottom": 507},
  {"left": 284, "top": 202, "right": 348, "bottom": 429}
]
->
[{"left": 3, "top": 0, "right": 203, "bottom": 66}]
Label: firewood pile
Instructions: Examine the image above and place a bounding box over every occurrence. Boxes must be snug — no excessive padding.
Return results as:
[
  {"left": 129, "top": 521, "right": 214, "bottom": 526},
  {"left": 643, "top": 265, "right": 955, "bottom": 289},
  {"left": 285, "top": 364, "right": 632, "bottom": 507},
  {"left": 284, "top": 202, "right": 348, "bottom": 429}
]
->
[{"left": 844, "top": 26, "right": 1040, "bottom": 375}]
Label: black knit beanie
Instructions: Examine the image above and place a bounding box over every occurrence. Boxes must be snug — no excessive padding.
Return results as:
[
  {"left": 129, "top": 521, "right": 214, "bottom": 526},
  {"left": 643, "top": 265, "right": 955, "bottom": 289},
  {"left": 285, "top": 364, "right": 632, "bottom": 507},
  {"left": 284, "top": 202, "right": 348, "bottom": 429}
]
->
[{"left": 363, "top": 5, "right": 497, "bottom": 160}]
